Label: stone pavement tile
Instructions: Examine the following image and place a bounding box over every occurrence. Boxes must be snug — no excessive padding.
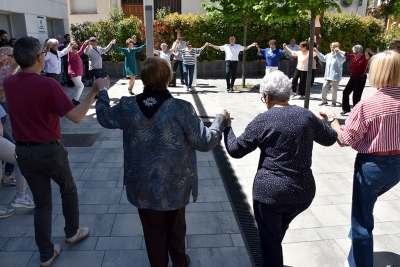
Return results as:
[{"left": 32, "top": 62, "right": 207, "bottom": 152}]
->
[
  {"left": 334, "top": 178, "right": 353, "bottom": 194},
  {"left": 79, "top": 167, "right": 124, "bottom": 181},
  {"left": 110, "top": 214, "right": 144, "bottom": 236},
  {"left": 221, "top": 202, "right": 233, "bottom": 211},
  {"left": 196, "top": 186, "right": 229, "bottom": 202},
  {"left": 2, "top": 237, "right": 37, "bottom": 251},
  {"left": 326, "top": 194, "right": 352, "bottom": 205},
  {"left": 214, "top": 179, "right": 225, "bottom": 186},
  {"left": 102, "top": 250, "right": 150, "bottom": 267},
  {"left": 197, "top": 166, "right": 221, "bottom": 179},
  {"left": 310, "top": 204, "right": 351, "bottom": 227},
  {"left": 27, "top": 250, "right": 105, "bottom": 267},
  {"left": 374, "top": 222, "right": 400, "bottom": 236},
  {"left": 186, "top": 247, "right": 252, "bottom": 267},
  {"left": 282, "top": 240, "right": 346, "bottom": 266},
  {"left": 230, "top": 234, "right": 245, "bottom": 247},
  {"left": 95, "top": 162, "right": 124, "bottom": 168},
  {"left": 83, "top": 181, "right": 118, "bottom": 188},
  {"left": 0, "top": 215, "right": 34, "bottom": 237},
  {"left": 197, "top": 161, "right": 211, "bottom": 167},
  {"left": 311, "top": 196, "right": 333, "bottom": 206},
  {"left": 52, "top": 214, "right": 116, "bottom": 237},
  {"left": 0, "top": 251, "right": 34, "bottom": 267},
  {"left": 98, "top": 141, "right": 123, "bottom": 149},
  {"left": 198, "top": 179, "right": 216, "bottom": 186},
  {"left": 378, "top": 191, "right": 399, "bottom": 201},
  {"left": 311, "top": 163, "right": 326, "bottom": 174},
  {"left": 187, "top": 234, "right": 233, "bottom": 248},
  {"left": 186, "top": 212, "right": 240, "bottom": 235},
  {"left": 96, "top": 236, "right": 142, "bottom": 250},
  {"left": 289, "top": 209, "right": 323, "bottom": 230},
  {"left": 68, "top": 153, "right": 95, "bottom": 163},
  {"left": 315, "top": 180, "right": 349, "bottom": 196},
  {"left": 51, "top": 180, "right": 85, "bottom": 189},
  {"left": 108, "top": 204, "right": 138, "bottom": 214},
  {"left": 0, "top": 237, "right": 9, "bottom": 249},
  {"left": 52, "top": 236, "right": 98, "bottom": 251},
  {"left": 52, "top": 204, "right": 109, "bottom": 215},
  {"left": 119, "top": 191, "right": 129, "bottom": 204},
  {"left": 315, "top": 161, "right": 354, "bottom": 173},
  {"left": 0, "top": 188, "right": 15, "bottom": 205},
  {"left": 334, "top": 238, "right": 350, "bottom": 255},
  {"left": 282, "top": 228, "right": 321, "bottom": 243},
  {"left": 69, "top": 162, "right": 96, "bottom": 169},
  {"left": 374, "top": 200, "right": 400, "bottom": 221},
  {"left": 374, "top": 235, "right": 400, "bottom": 266},
  {"left": 106, "top": 130, "right": 123, "bottom": 138},
  {"left": 186, "top": 202, "right": 223, "bottom": 212},
  {"left": 91, "top": 152, "right": 123, "bottom": 163},
  {"left": 314, "top": 225, "right": 350, "bottom": 240},
  {"left": 52, "top": 188, "right": 122, "bottom": 205},
  {"left": 196, "top": 151, "right": 214, "bottom": 161}
]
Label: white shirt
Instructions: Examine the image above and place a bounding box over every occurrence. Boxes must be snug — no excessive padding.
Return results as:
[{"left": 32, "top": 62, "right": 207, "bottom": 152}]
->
[
  {"left": 219, "top": 44, "right": 244, "bottom": 61},
  {"left": 44, "top": 46, "right": 71, "bottom": 74},
  {"left": 286, "top": 44, "right": 300, "bottom": 58},
  {"left": 158, "top": 50, "right": 172, "bottom": 66}
]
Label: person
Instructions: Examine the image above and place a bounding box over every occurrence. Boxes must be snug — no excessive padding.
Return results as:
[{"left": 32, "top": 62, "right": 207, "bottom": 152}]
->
[
  {"left": 338, "top": 45, "right": 369, "bottom": 115},
  {"left": 85, "top": 37, "right": 115, "bottom": 84},
  {"left": 171, "top": 32, "right": 187, "bottom": 85},
  {"left": 96, "top": 57, "right": 228, "bottom": 267},
  {"left": 319, "top": 51, "right": 400, "bottom": 267},
  {"left": 208, "top": 36, "right": 257, "bottom": 92},
  {"left": 256, "top": 39, "right": 285, "bottom": 74},
  {"left": 9, "top": 38, "right": 17, "bottom": 48},
  {"left": 63, "top": 40, "right": 74, "bottom": 87},
  {"left": 56, "top": 35, "right": 67, "bottom": 85},
  {"left": 131, "top": 35, "right": 142, "bottom": 72},
  {"left": 283, "top": 41, "right": 316, "bottom": 99},
  {"left": 223, "top": 70, "right": 337, "bottom": 267},
  {"left": 154, "top": 43, "right": 176, "bottom": 67},
  {"left": 43, "top": 38, "right": 73, "bottom": 82},
  {"left": 113, "top": 38, "right": 146, "bottom": 95},
  {"left": 389, "top": 40, "right": 400, "bottom": 53},
  {"left": 3, "top": 36, "right": 100, "bottom": 267},
  {"left": 315, "top": 42, "right": 346, "bottom": 106},
  {"left": 285, "top": 38, "right": 299, "bottom": 79},
  {"left": 68, "top": 40, "right": 89, "bottom": 105},
  {"left": 176, "top": 41, "right": 208, "bottom": 92},
  {"left": 0, "top": 30, "right": 10, "bottom": 48}
]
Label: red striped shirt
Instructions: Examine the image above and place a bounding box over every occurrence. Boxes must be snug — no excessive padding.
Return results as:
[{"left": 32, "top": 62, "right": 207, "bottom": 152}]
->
[{"left": 340, "top": 87, "right": 400, "bottom": 153}]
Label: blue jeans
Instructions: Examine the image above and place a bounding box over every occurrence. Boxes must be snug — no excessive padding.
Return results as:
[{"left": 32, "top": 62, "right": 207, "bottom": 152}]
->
[
  {"left": 348, "top": 153, "right": 400, "bottom": 267},
  {"left": 182, "top": 64, "right": 194, "bottom": 88},
  {"left": 0, "top": 102, "right": 15, "bottom": 173},
  {"left": 90, "top": 68, "right": 103, "bottom": 80}
]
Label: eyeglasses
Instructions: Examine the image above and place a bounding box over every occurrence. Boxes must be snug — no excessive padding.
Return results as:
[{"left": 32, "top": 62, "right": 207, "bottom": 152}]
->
[
  {"left": 260, "top": 94, "right": 267, "bottom": 103},
  {"left": 38, "top": 51, "right": 47, "bottom": 57}
]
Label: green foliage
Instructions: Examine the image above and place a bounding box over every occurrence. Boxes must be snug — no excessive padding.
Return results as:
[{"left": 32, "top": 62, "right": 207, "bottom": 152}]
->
[
  {"left": 155, "top": 6, "right": 171, "bottom": 21},
  {"left": 378, "top": 0, "right": 400, "bottom": 20},
  {"left": 383, "top": 27, "right": 400, "bottom": 49},
  {"left": 108, "top": 7, "right": 125, "bottom": 23}
]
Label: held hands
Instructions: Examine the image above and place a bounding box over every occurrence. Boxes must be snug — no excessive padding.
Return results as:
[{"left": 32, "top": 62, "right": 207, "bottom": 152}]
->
[
  {"left": 313, "top": 47, "right": 318, "bottom": 53},
  {"left": 319, "top": 106, "right": 336, "bottom": 121},
  {"left": 92, "top": 77, "right": 111, "bottom": 94},
  {"left": 110, "top": 39, "right": 116, "bottom": 44},
  {"left": 84, "top": 40, "right": 89, "bottom": 45},
  {"left": 221, "top": 108, "right": 231, "bottom": 126}
]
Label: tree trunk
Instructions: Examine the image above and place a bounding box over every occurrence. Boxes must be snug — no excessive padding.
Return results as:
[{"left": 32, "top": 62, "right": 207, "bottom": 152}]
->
[
  {"left": 242, "top": 15, "right": 248, "bottom": 88},
  {"left": 304, "top": 9, "right": 316, "bottom": 109}
]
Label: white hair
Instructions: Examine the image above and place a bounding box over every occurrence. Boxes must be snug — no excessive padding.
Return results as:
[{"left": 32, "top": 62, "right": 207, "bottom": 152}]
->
[
  {"left": 260, "top": 71, "right": 292, "bottom": 102},
  {"left": 47, "top": 38, "right": 58, "bottom": 46}
]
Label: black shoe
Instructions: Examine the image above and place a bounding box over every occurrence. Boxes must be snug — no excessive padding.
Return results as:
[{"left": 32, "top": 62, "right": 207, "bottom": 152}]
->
[
  {"left": 226, "top": 87, "right": 230, "bottom": 92},
  {"left": 292, "top": 93, "right": 297, "bottom": 98},
  {"left": 186, "top": 254, "right": 191, "bottom": 266},
  {"left": 181, "top": 80, "right": 185, "bottom": 85},
  {"left": 340, "top": 110, "right": 349, "bottom": 115},
  {"left": 318, "top": 102, "right": 328, "bottom": 106},
  {"left": 229, "top": 87, "right": 234, "bottom": 93},
  {"left": 72, "top": 99, "right": 80, "bottom": 106}
]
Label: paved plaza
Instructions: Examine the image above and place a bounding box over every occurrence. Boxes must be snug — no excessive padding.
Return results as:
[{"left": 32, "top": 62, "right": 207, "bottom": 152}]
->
[{"left": 1, "top": 75, "right": 400, "bottom": 267}]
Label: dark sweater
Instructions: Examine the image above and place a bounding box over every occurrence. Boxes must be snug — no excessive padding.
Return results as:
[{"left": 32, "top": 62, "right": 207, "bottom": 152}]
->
[{"left": 224, "top": 105, "right": 337, "bottom": 204}]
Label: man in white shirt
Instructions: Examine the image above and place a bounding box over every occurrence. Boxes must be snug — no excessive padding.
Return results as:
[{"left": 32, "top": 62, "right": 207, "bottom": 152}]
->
[
  {"left": 208, "top": 36, "right": 256, "bottom": 92},
  {"left": 285, "top": 38, "right": 300, "bottom": 79}
]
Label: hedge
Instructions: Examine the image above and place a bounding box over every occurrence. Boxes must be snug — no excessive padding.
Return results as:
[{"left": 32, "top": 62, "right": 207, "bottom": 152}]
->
[{"left": 70, "top": 12, "right": 387, "bottom": 63}]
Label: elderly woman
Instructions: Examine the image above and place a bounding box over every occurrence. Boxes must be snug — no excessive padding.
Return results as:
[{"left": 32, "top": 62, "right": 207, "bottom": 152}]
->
[
  {"left": 256, "top": 39, "right": 286, "bottom": 74},
  {"left": 96, "top": 57, "right": 228, "bottom": 267},
  {"left": 44, "top": 38, "right": 72, "bottom": 82},
  {"left": 154, "top": 43, "right": 176, "bottom": 67},
  {"left": 68, "top": 40, "right": 89, "bottom": 106},
  {"left": 113, "top": 38, "right": 146, "bottom": 95},
  {"left": 284, "top": 41, "right": 316, "bottom": 99},
  {"left": 223, "top": 71, "right": 337, "bottom": 266},
  {"left": 176, "top": 41, "right": 208, "bottom": 92},
  {"left": 319, "top": 51, "right": 400, "bottom": 267},
  {"left": 315, "top": 42, "right": 346, "bottom": 106},
  {"left": 338, "top": 45, "right": 368, "bottom": 115}
]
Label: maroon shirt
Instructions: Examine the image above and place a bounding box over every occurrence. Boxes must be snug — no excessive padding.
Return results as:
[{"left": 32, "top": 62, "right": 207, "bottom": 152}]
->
[
  {"left": 68, "top": 44, "right": 87, "bottom": 78},
  {"left": 4, "top": 72, "right": 74, "bottom": 142},
  {"left": 345, "top": 52, "right": 368, "bottom": 80}
]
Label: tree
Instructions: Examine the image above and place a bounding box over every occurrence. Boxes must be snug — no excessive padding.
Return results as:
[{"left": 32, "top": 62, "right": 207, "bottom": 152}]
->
[
  {"left": 254, "top": 0, "right": 340, "bottom": 109},
  {"left": 375, "top": 0, "right": 400, "bottom": 28},
  {"left": 202, "top": 0, "right": 261, "bottom": 88}
]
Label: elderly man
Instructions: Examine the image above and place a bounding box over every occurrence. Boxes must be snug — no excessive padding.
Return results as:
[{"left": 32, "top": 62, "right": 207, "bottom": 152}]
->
[
  {"left": 3, "top": 36, "right": 108, "bottom": 267},
  {"left": 208, "top": 36, "right": 257, "bottom": 92},
  {"left": 84, "top": 37, "right": 115, "bottom": 83},
  {"left": 285, "top": 38, "right": 300, "bottom": 79}
]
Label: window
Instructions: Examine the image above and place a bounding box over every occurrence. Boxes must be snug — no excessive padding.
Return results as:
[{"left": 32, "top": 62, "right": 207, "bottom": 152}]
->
[
  {"left": 154, "top": 0, "right": 181, "bottom": 14},
  {"left": 122, "top": 0, "right": 143, "bottom": 3},
  {"left": 70, "top": 0, "right": 97, "bottom": 14}
]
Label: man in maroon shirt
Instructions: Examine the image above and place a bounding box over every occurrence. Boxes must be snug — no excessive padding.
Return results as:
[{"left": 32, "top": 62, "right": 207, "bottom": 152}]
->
[{"left": 4, "top": 37, "right": 109, "bottom": 267}]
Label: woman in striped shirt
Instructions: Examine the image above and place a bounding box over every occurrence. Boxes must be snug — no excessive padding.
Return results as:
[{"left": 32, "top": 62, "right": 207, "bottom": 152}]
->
[
  {"left": 176, "top": 41, "right": 208, "bottom": 92},
  {"left": 319, "top": 51, "right": 400, "bottom": 267}
]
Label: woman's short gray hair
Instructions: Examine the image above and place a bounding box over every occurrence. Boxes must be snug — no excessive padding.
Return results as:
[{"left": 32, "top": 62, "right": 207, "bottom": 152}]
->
[
  {"left": 47, "top": 38, "right": 58, "bottom": 46},
  {"left": 353, "top": 45, "right": 363, "bottom": 53},
  {"left": 259, "top": 71, "right": 292, "bottom": 102}
]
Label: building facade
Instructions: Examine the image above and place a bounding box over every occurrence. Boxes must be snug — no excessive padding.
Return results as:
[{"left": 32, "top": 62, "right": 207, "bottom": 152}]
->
[{"left": 0, "top": 0, "right": 69, "bottom": 45}]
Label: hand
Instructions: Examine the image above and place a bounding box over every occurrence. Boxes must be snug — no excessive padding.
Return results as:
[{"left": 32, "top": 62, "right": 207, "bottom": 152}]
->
[
  {"left": 0, "top": 53, "right": 8, "bottom": 62},
  {"left": 313, "top": 47, "right": 318, "bottom": 52},
  {"left": 111, "top": 39, "right": 116, "bottom": 44},
  {"left": 283, "top": 43, "right": 287, "bottom": 48},
  {"left": 252, "top": 42, "right": 257, "bottom": 47},
  {"left": 84, "top": 40, "right": 89, "bottom": 45},
  {"left": 319, "top": 106, "right": 335, "bottom": 121},
  {"left": 221, "top": 108, "right": 231, "bottom": 125},
  {"left": 92, "top": 77, "right": 110, "bottom": 93}
]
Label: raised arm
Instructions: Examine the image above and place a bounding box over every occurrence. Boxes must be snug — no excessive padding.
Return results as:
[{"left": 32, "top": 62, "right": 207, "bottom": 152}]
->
[
  {"left": 365, "top": 48, "right": 376, "bottom": 60},
  {"left": 77, "top": 41, "right": 88, "bottom": 56},
  {"left": 207, "top": 43, "right": 221, "bottom": 50},
  {"left": 244, "top": 43, "right": 257, "bottom": 51},
  {"left": 58, "top": 42, "right": 72, "bottom": 57},
  {"left": 113, "top": 44, "right": 125, "bottom": 53},
  {"left": 102, "top": 39, "right": 116, "bottom": 53}
]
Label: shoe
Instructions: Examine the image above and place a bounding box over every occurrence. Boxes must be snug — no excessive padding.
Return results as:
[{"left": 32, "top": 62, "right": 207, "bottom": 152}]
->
[
  {"left": 331, "top": 103, "right": 337, "bottom": 107},
  {"left": 72, "top": 99, "right": 80, "bottom": 106},
  {"left": 40, "top": 244, "right": 62, "bottom": 267},
  {"left": 11, "top": 194, "right": 35, "bottom": 209},
  {"left": 229, "top": 87, "right": 234, "bottom": 93},
  {"left": 292, "top": 93, "right": 297, "bottom": 98},
  {"left": 318, "top": 102, "right": 328, "bottom": 106},
  {"left": 128, "top": 88, "right": 134, "bottom": 95},
  {"left": 188, "top": 87, "right": 192, "bottom": 93},
  {"left": 186, "top": 254, "right": 191, "bottom": 266},
  {"left": 340, "top": 110, "right": 349, "bottom": 115},
  {"left": 226, "top": 87, "right": 230, "bottom": 92},
  {"left": 1, "top": 173, "right": 16, "bottom": 185},
  {"left": 186, "top": 86, "right": 189, "bottom": 92},
  {"left": 65, "top": 227, "right": 90, "bottom": 244},
  {"left": 181, "top": 80, "right": 185, "bottom": 85},
  {"left": 0, "top": 206, "right": 16, "bottom": 219}
]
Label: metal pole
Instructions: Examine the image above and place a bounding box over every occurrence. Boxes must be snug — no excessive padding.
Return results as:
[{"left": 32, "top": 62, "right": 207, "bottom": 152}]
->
[{"left": 144, "top": 0, "right": 154, "bottom": 58}]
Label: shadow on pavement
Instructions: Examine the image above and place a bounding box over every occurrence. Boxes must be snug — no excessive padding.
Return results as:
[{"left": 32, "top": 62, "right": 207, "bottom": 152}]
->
[{"left": 374, "top": 251, "right": 400, "bottom": 266}]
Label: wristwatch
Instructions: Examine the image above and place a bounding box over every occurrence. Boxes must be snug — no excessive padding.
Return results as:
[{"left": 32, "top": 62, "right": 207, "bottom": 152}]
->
[{"left": 328, "top": 115, "right": 337, "bottom": 124}]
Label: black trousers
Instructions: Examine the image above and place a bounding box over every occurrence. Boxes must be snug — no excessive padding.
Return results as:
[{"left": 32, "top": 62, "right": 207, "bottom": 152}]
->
[
  {"left": 138, "top": 207, "right": 189, "bottom": 267},
  {"left": 253, "top": 200, "right": 312, "bottom": 267},
  {"left": 173, "top": 60, "right": 184, "bottom": 82},
  {"left": 291, "top": 69, "right": 307, "bottom": 96},
  {"left": 342, "top": 79, "right": 366, "bottom": 112},
  {"left": 46, "top": 73, "right": 60, "bottom": 83},
  {"left": 225, "top": 60, "right": 238, "bottom": 89}
]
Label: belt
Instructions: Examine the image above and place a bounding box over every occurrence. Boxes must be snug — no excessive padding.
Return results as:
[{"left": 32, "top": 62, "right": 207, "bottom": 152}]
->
[
  {"left": 16, "top": 140, "right": 60, "bottom": 146},
  {"left": 369, "top": 149, "right": 400, "bottom": 156}
]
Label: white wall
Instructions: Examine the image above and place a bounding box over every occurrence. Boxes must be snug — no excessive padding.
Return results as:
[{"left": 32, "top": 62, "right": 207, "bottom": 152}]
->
[
  {"left": 68, "top": 0, "right": 120, "bottom": 25},
  {"left": 182, "top": 0, "right": 220, "bottom": 15}
]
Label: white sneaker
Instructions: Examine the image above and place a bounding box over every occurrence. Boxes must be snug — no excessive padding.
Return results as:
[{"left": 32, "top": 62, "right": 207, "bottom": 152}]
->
[
  {"left": 11, "top": 194, "right": 35, "bottom": 209},
  {"left": 1, "top": 173, "right": 16, "bottom": 185},
  {"left": 0, "top": 206, "right": 16, "bottom": 218},
  {"left": 40, "top": 244, "right": 62, "bottom": 267},
  {"left": 65, "top": 227, "right": 90, "bottom": 244}
]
